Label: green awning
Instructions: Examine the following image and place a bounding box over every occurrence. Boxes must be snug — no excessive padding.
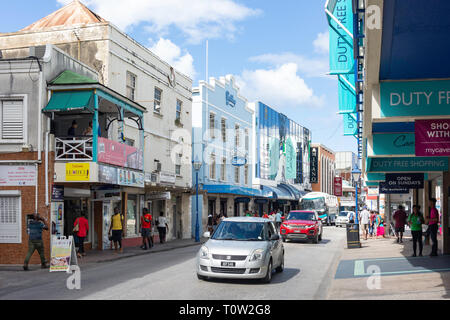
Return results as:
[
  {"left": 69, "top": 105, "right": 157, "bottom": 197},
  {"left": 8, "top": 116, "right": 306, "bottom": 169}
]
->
[
  {"left": 43, "top": 90, "right": 94, "bottom": 113},
  {"left": 50, "top": 70, "right": 97, "bottom": 85}
]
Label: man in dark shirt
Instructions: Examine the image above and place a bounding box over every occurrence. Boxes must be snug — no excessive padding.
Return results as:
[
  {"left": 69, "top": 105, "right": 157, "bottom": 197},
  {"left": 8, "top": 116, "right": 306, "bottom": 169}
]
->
[
  {"left": 393, "top": 205, "right": 407, "bottom": 243},
  {"left": 23, "top": 213, "right": 49, "bottom": 270},
  {"left": 67, "top": 120, "right": 78, "bottom": 136}
]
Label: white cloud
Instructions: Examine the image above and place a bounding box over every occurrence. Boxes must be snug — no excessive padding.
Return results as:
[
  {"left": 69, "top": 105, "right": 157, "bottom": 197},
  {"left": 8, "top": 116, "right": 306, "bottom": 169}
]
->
[
  {"left": 57, "top": 0, "right": 261, "bottom": 43},
  {"left": 235, "top": 63, "right": 325, "bottom": 108},
  {"left": 250, "top": 52, "right": 330, "bottom": 78},
  {"left": 313, "top": 31, "right": 329, "bottom": 54},
  {"left": 149, "top": 38, "right": 195, "bottom": 79}
]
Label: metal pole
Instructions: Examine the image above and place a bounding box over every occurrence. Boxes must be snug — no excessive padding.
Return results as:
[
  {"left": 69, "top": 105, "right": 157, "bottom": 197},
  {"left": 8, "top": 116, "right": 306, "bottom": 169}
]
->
[
  {"left": 195, "top": 170, "right": 200, "bottom": 242},
  {"left": 355, "top": 178, "right": 359, "bottom": 224}
]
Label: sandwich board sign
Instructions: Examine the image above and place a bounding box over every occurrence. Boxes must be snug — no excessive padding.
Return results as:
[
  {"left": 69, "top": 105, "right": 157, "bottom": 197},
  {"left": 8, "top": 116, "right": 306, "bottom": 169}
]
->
[{"left": 50, "top": 236, "right": 78, "bottom": 272}]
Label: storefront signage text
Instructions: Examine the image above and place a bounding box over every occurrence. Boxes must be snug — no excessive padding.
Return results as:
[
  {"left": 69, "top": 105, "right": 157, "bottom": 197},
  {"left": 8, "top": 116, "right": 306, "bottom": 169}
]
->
[
  {"left": 65, "top": 163, "right": 90, "bottom": 181},
  {"left": 385, "top": 173, "right": 424, "bottom": 189},
  {"left": 380, "top": 80, "right": 450, "bottom": 117},
  {"left": 226, "top": 91, "right": 236, "bottom": 107},
  {"left": 415, "top": 119, "right": 450, "bottom": 156},
  {"left": 0, "top": 165, "right": 37, "bottom": 186}
]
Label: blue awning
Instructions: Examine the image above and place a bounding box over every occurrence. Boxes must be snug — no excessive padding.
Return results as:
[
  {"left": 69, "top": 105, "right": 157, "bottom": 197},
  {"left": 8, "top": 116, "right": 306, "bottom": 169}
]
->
[
  {"left": 260, "top": 185, "right": 295, "bottom": 200},
  {"left": 278, "top": 184, "right": 307, "bottom": 200},
  {"left": 202, "top": 184, "right": 270, "bottom": 197}
]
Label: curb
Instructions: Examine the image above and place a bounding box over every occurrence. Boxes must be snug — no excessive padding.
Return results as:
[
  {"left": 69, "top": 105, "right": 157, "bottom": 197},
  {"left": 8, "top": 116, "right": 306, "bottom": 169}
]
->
[{"left": 85, "top": 241, "right": 206, "bottom": 265}]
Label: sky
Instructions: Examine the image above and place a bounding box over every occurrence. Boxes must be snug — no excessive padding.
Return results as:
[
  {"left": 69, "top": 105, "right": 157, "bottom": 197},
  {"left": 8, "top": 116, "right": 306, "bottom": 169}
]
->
[{"left": 0, "top": 0, "right": 357, "bottom": 153}]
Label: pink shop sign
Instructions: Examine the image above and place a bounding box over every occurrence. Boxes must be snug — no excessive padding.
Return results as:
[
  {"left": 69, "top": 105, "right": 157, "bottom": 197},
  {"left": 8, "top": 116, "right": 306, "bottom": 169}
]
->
[
  {"left": 415, "top": 119, "right": 450, "bottom": 156},
  {"left": 97, "top": 137, "right": 143, "bottom": 170}
]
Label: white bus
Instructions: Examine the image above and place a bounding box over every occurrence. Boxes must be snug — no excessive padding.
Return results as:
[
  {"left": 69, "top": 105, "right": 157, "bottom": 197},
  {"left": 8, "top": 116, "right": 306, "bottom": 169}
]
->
[{"left": 299, "top": 192, "right": 339, "bottom": 226}]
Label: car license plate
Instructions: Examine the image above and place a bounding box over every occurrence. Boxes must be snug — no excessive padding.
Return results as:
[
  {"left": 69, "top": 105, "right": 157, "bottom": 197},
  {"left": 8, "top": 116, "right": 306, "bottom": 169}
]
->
[
  {"left": 221, "top": 261, "right": 235, "bottom": 267},
  {"left": 294, "top": 229, "right": 302, "bottom": 233}
]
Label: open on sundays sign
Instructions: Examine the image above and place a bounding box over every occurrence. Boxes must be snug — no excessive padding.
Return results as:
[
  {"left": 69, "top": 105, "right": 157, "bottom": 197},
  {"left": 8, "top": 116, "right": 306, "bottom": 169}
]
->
[{"left": 415, "top": 119, "right": 450, "bottom": 156}]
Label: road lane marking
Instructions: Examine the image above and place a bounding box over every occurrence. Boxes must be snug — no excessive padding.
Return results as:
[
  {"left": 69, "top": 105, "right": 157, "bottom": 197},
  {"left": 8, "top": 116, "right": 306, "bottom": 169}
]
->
[{"left": 354, "top": 260, "right": 366, "bottom": 276}]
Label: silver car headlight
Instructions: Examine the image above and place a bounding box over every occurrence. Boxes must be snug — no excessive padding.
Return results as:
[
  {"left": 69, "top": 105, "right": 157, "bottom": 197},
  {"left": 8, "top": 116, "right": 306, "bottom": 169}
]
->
[
  {"left": 249, "top": 249, "right": 264, "bottom": 262},
  {"left": 199, "top": 246, "right": 209, "bottom": 259}
]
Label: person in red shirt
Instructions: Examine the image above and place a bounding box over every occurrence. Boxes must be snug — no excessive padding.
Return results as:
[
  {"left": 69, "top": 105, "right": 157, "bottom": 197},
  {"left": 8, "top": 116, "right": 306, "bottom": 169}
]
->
[
  {"left": 74, "top": 212, "right": 89, "bottom": 257},
  {"left": 140, "top": 208, "right": 153, "bottom": 250},
  {"left": 393, "top": 205, "right": 407, "bottom": 243},
  {"left": 263, "top": 212, "right": 269, "bottom": 219}
]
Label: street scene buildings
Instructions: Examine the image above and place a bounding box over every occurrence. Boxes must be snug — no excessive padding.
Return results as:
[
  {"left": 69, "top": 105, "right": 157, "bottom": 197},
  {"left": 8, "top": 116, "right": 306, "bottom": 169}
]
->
[{"left": 0, "top": 0, "right": 450, "bottom": 302}]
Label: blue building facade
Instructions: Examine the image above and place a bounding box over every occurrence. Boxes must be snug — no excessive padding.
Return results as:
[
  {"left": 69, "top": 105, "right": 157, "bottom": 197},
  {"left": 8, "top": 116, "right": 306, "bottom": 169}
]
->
[
  {"left": 191, "top": 76, "right": 268, "bottom": 236},
  {"left": 253, "top": 101, "right": 312, "bottom": 215}
]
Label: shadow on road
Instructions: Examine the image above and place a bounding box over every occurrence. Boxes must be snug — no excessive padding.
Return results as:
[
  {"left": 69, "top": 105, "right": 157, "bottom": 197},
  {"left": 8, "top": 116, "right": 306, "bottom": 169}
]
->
[{"left": 202, "top": 267, "right": 300, "bottom": 286}]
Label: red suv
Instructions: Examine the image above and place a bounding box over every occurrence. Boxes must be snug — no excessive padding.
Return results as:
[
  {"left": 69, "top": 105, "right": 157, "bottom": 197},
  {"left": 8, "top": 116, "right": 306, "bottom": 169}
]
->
[{"left": 279, "top": 210, "right": 323, "bottom": 243}]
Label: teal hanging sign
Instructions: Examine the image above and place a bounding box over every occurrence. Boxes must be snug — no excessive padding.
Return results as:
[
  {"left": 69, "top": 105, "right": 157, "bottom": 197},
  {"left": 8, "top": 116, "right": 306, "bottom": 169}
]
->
[
  {"left": 327, "top": 0, "right": 354, "bottom": 75},
  {"left": 380, "top": 79, "right": 450, "bottom": 118},
  {"left": 338, "top": 73, "right": 357, "bottom": 114},
  {"left": 285, "top": 137, "right": 297, "bottom": 179},
  {"left": 343, "top": 113, "right": 357, "bottom": 136}
]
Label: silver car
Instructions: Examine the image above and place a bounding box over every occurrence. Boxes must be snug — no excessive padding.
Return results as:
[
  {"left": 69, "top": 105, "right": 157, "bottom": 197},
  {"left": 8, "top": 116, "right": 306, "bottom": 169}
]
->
[
  {"left": 335, "top": 211, "right": 354, "bottom": 227},
  {"left": 196, "top": 217, "right": 284, "bottom": 283}
]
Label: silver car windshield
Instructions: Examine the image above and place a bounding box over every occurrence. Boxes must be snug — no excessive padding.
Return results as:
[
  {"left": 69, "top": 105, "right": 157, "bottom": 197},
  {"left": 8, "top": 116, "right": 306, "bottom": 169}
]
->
[{"left": 212, "top": 221, "right": 266, "bottom": 241}]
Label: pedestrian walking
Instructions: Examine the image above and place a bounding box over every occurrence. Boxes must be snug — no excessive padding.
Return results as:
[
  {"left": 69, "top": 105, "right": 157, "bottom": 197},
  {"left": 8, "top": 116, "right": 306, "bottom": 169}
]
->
[
  {"left": 408, "top": 205, "right": 424, "bottom": 257},
  {"left": 108, "top": 207, "right": 124, "bottom": 254},
  {"left": 376, "top": 213, "right": 385, "bottom": 238},
  {"left": 428, "top": 198, "right": 440, "bottom": 256},
  {"left": 74, "top": 211, "right": 89, "bottom": 258},
  {"left": 360, "top": 207, "right": 370, "bottom": 240},
  {"left": 369, "top": 211, "right": 376, "bottom": 237},
  {"left": 157, "top": 212, "right": 169, "bottom": 243},
  {"left": 275, "top": 210, "right": 282, "bottom": 230},
  {"left": 348, "top": 211, "right": 355, "bottom": 224},
  {"left": 393, "top": 205, "right": 407, "bottom": 243},
  {"left": 23, "top": 213, "right": 49, "bottom": 270},
  {"left": 140, "top": 208, "right": 153, "bottom": 250}
]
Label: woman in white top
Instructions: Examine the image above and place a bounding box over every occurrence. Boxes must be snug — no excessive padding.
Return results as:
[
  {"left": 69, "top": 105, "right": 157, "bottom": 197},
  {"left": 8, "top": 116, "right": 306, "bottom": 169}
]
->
[{"left": 157, "top": 212, "right": 169, "bottom": 243}]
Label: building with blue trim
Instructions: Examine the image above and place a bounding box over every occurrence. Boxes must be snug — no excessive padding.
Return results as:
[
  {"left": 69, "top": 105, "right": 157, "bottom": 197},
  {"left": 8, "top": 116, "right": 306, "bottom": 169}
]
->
[{"left": 191, "top": 76, "right": 270, "bottom": 234}]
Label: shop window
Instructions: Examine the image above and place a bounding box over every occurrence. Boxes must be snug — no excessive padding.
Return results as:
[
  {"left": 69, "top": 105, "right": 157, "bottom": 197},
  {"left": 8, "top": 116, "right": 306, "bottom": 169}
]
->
[
  {"left": 0, "top": 191, "right": 21, "bottom": 243},
  {"left": 127, "top": 195, "right": 138, "bottom": 237}
]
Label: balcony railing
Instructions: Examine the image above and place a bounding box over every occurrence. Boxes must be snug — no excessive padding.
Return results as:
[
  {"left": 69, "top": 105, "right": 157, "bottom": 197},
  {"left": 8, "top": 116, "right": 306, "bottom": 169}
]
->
[{"left": 55, "top": 136, "right": 93, "bottom": 161}]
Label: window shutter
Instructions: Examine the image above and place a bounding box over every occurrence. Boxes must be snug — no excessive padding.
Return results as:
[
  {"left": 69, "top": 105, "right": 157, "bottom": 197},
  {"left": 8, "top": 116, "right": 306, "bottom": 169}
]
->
[
  {"left": 2, "top": 100, "right": 23, "bottom": 140},
  {"left": 0, "top": 195, "right": 21, "bottom": 243}
]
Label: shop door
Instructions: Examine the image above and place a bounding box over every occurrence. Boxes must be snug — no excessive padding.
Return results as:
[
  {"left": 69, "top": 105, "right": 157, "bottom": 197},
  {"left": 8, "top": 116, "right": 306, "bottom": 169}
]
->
[
  {"left": 220, "top": 199, "right": 227, "bottom": 217},
  {"left": 234, "top": 202, "right": 240, "bottom": 217}
]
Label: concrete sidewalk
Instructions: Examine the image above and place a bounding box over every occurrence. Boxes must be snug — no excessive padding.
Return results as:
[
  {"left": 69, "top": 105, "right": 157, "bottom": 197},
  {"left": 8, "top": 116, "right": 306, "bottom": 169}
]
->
[
  {"left": 0, "top": 238, "right": 206, "bottom": 271},
  {"left": 328, "top": 231, "right": 450, "bottom": 300}
]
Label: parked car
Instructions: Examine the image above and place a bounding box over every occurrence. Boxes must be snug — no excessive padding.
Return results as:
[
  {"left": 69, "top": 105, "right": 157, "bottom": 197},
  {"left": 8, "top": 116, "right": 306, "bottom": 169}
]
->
[
  {"left": 279, "top": 210, "right": 323, "bottom": 243},
  {"left": 196, "top": 217, "right": 284, "bottom": 283},
  {"left": 335, "top": 211, "right": 354, "bottom": 228}
]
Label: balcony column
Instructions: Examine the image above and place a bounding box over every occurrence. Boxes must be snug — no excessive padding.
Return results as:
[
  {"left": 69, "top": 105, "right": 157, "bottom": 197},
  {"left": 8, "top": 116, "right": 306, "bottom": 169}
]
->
[
  {"left": 118, "top": 107, "right": 124, "bottom": 142},
  {"left": 93, "top": 90, "right": 99, "bottom": 162}
]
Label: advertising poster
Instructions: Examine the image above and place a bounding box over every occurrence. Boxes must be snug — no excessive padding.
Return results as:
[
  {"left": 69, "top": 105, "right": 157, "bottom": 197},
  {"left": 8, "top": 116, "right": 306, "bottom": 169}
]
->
[
  {"left": 98, "top": 137, "right": 143, "bottom": 170},
  {"left": 415, "top": 119, "right": 450, "bottom": 157},
  {"left": 334, "top": 177, "right": 343, "bottom": 197},
  {"left": 65, "top": 163, "right": 90, "bottom": 181},
  {"left": 0, "top": 165, "right": 37, "bottom": 186},
  {"left": 51, "top": 202, "right": 64, "bottom": 236},
  {"left": 50, "top": 236, "right": 77, "bottom": 272}
]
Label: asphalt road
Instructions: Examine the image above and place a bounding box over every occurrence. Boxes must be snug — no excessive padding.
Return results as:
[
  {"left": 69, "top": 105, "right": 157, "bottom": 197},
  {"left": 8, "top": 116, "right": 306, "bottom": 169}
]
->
[{"left": 0, "top": 226, "right": 346, "bottom": 300}]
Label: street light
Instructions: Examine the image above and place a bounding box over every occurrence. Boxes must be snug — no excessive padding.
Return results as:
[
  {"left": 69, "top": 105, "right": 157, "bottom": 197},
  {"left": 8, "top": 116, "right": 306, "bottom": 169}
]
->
[
  {"left": 193, "top": 158, "right": 202, "bottom": 242},
  {"left": 351, "top": 166, "right": 362, "bottom": 224}
]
